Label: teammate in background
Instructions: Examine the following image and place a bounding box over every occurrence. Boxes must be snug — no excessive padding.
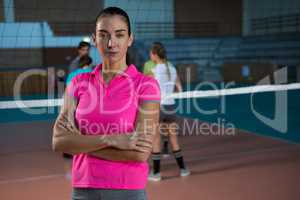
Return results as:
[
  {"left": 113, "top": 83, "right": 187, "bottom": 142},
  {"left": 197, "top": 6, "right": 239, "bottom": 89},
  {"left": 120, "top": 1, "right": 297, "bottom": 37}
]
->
[
  {"left": 143, "top": 59, "right": 170, "bottom": 157},
  {"left": 143, "top": 60, "right": 156, "bottom": 76},
  {"left": 148, "top": 42, "right": 190, "bottom": 181},
  {"left": 69, "top": 41, "right": 91, "bottom": 73},
  {"left": 66, "top": 55, "right": 93, "bottom": 85}
]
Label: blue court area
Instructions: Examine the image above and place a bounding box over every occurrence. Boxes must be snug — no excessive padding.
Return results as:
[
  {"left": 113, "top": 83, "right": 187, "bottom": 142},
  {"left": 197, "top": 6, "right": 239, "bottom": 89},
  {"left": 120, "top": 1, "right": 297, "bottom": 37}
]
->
[
  {"left": 1, "top": 84, "right": 299, "bottom": 143},
  {"left": 176, "top": 88, "right": 300, "bottom": 143},
  {"left": 0, "top": 94, "right": 60, "bottom": 123}
]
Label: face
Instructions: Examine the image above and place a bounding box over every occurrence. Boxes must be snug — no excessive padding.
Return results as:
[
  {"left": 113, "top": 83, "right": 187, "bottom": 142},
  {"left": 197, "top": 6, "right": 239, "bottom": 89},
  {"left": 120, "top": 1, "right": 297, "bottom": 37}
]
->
[
  {"left": 78, "top": 46, "right": 90, "bottom": 57},
  {"left": 93, "top": 15, "right": 133, "bottom": 66},
  {"left": 150, "top": 51, "right": 158, "bottom": 63}
]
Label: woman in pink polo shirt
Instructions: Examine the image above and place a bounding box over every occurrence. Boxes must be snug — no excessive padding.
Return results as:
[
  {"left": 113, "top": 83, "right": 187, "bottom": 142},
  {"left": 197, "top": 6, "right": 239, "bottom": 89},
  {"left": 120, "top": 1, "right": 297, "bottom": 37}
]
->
[{"left": 52, "top": 7, "right": 160, "bottom": 200}]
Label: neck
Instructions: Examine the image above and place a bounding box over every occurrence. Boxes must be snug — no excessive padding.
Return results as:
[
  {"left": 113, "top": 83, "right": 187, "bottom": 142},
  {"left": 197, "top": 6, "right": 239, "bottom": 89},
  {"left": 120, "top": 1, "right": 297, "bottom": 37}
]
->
[
  {"left": 102, "top": 60, "right": 127, "bottom": 83},
  {"left": 156, "top": 59, "right": 165, "bottom": 64}
]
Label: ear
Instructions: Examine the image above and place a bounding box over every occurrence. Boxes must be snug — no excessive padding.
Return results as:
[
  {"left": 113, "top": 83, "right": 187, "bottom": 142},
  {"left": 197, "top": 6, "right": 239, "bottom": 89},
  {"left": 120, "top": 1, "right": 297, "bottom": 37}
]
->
[
  {"left": 128, "top": 33, "right": 134, "bottom": 47},
  {"left": 92, "top": 34, "right": 96, "bottom": 46}
]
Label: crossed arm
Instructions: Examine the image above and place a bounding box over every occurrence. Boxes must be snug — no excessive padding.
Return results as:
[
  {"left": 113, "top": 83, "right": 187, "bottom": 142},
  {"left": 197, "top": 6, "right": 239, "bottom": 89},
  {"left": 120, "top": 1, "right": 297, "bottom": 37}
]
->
[{"left": 52, "top": 92, "right": 160, "bottom": 162}]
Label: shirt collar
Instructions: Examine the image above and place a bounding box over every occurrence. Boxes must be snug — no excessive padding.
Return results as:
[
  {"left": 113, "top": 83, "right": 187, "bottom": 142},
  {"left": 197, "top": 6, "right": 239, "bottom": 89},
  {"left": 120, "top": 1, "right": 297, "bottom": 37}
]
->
[{"left": 91, "top": 64, "right": 138, "bottom": 78}]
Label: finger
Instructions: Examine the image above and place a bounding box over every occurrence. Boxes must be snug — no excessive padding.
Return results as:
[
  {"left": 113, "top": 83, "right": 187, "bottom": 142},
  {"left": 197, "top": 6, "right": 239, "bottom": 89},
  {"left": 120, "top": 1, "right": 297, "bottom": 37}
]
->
[
  {"left": 62, "top": 114, "right": 75, "bottom": 127},
  {"left": 61, "top": 114, "right": 69, "bottom": 123},
  {"left": 136, "top": 141, "right": 152, "bottom": 149},
  {"left": 68, "top": 125, "right": 81, "bottom": 135},
  {"left": 58, "top": 121, "right": 76, "bottom": 134},
  {"left": 128, "top": 134, "right": 138, "bottom": 140},
  {"left": 128, "top": 136, "right": 138, "bottom": 142},
  {"left": 66, "top": 123, "right": 75, "bottom": 132},
  {"left": 136, "top": 141, "right": 152, "bottom": 146},
  {"left": 138, "top": 133, "right": 152, "bottom": 139},
  {"left": 57, "top": 120, "right": 68, "bottom": 130},
  {"left": 137, "top": 137, "right": 152, "bottom": 144},
  {"left": 73, "top": 128, "right": 82, "bottom": 135},
  {"left": 133, "top": 146, "right": 149, "bottom": 153},
  {"left": 136, "top": 132, "right": 150, "bottom": 138}
]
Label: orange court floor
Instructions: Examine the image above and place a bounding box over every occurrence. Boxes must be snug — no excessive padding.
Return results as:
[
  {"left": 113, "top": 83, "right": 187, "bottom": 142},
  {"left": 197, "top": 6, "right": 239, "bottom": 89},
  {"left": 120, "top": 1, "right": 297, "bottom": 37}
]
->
[{"left": 0, "top": 119, "right": 300, "bottom": 200}]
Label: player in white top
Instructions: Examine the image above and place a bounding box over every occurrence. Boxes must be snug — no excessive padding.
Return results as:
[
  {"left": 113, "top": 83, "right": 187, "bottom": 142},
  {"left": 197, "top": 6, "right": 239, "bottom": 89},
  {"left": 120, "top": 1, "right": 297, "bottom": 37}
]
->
[
  {"left": 148, "top": 42, "right": 190, "bottom": 181},
  {"left": 152, "top": 61, "right": 177, "bottom": 105}
]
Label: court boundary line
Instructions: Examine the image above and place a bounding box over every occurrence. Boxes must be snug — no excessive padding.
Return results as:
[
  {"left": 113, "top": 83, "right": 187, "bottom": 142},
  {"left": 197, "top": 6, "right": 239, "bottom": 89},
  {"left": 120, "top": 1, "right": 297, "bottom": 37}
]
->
[{"left": 0, "top": 174, "right": 65, "bottom": 185}]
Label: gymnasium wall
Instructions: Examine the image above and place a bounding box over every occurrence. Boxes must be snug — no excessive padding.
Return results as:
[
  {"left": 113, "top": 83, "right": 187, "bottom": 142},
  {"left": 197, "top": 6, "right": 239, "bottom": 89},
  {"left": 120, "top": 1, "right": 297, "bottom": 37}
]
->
[
  {"left": 0, "top": 0, "right": 4, "bottom": 22},
  {"left": 222, "top": 63, "right": 299, "bottom": 84},
  {"left": 0, "top": 48, "right": 43, "bottom": 68},
  {"left": 0, "top": 47, "right": 77, "bottom": 70},
  {"left": 0, "top": 70, "right": 48, "bottom": 96},
  {"left": 14, "top": 0, "right": 103, "bottom": 36},
  {"left": 104, "top": 0, "right": 174, "bottom": 39},
  {"left": 222, "top": 63, "right": 277, "bottom": 84},
  {"left": 243, "top": 0, "right": 300, "bottom": 36},
  {"left": 174, "top": 0, "right": 242, "bottom": 37},
  {"left": 297, "top": 66, "right": 300, "bottom": 82}
]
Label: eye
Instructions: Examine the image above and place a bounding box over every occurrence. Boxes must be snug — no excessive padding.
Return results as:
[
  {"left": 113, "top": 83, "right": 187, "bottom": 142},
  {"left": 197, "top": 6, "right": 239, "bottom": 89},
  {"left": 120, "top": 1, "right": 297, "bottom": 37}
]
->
[
  {"left": 116, "top": 34, "right": 125, "bottom": 38},
  {"left": 98, "top": 33, "right": 108, "bottom": 38}
]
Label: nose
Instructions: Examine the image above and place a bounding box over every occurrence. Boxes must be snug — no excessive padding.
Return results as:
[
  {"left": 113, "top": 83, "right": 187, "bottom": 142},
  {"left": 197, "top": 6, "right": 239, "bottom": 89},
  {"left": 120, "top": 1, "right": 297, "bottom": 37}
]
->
[
  {"left": 107, "top": 36, "right": 115, "bottom": 48},
  {"left": 108, "top": 38, "right": 112, "bottom": 47}
]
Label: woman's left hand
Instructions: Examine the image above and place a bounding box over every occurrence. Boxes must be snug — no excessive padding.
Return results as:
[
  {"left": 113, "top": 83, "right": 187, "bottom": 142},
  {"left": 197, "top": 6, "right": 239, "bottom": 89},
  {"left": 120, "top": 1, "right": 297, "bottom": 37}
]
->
[
  {"left": 134, "top": 133, "right": 153, "bottom": 152},
  {"left": 57, "top": 113, "right": 81, "bottom": 135}
]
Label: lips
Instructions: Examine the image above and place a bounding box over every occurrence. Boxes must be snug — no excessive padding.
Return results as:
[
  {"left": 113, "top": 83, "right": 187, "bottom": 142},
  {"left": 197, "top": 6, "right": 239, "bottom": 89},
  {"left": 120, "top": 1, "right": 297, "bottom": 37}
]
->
[{"left": 107, "top": 51, "right": 118, "bottom": 55}]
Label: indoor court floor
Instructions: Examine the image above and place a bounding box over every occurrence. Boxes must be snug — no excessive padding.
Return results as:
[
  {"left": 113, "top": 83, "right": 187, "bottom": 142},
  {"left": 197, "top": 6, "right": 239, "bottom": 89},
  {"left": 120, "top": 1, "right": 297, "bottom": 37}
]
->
[{"left": 1, "top": 118, "right": 299, "bottom": 200}]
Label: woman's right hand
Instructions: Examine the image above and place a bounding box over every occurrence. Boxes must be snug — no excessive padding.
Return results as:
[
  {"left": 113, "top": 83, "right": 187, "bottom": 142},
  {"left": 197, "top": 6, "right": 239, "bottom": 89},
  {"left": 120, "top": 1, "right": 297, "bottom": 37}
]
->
[
  {"left": 108, "top": 133, "right": 152, "bottom": 152},
  {"left": 108, "top": 133, "right": 138, "bottom": 150}
]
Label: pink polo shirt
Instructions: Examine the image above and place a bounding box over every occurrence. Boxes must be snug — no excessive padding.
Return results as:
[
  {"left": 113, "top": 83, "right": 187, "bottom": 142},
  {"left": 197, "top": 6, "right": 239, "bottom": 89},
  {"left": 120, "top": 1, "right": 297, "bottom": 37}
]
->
[{"left": 67, "top": 64, "right": 160, "bottom": 189}]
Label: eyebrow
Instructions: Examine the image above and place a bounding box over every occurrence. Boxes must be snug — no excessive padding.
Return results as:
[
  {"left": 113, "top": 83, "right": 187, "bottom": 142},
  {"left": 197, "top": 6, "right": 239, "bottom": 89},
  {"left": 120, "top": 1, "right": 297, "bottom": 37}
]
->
[{"left": 98, "top": 29, "right": 127, "bottom": 33}]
